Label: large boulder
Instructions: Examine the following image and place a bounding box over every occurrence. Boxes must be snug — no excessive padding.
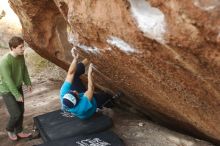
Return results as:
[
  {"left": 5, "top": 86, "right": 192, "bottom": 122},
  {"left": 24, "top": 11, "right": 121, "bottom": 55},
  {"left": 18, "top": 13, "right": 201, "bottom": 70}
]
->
[{"left": 9, "top": 0, "right": 220, "bottom": 144}]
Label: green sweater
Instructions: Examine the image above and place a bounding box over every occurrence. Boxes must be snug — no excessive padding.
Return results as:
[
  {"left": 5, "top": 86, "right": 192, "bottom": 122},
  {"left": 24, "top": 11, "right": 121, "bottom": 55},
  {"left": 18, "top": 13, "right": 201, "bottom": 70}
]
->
[{"left": 0, "top": 53, "right": 31, "bottom": 100}]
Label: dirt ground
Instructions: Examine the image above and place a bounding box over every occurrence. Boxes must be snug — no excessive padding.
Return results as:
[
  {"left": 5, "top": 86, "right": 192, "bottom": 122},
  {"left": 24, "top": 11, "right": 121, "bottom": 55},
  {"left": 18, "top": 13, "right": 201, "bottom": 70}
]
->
[{"left": 0, "top": 48, "right": 214, "bottom": 146}]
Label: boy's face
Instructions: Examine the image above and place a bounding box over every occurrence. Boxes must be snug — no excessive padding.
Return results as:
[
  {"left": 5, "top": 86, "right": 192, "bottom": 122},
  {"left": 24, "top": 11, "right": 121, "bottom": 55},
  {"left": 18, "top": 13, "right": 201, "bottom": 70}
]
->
[{"left": 12, "top": 43, "right": 25, "bottom": 55}]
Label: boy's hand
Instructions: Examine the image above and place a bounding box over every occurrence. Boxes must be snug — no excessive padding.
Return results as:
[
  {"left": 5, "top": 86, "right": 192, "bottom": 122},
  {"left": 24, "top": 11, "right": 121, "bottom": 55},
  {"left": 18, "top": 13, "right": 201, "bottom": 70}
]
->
[
  {"left": 17, "top": 96, "right": 24, "bottom": 102},
  {"left": 88, "top": 63, "right": 93, "bottom": 75},
  {"left": 71, "top": 47, "right": 79, "bottom": 59},
  {"left": 27, "top": 85, "right": 32, "bottom": 92}
]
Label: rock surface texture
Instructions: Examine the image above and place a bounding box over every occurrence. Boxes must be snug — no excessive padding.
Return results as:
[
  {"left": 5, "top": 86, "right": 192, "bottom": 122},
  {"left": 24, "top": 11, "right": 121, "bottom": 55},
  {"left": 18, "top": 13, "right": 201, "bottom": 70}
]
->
[{"left": 9, "top": 0, "right": 220, "bottom": 144}]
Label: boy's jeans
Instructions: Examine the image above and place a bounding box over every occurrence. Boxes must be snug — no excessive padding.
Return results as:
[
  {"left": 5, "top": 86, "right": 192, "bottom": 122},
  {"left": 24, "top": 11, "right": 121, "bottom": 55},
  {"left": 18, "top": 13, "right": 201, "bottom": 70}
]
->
[{"left": 2, "top": 87, "right": 24, "bottom": 134}]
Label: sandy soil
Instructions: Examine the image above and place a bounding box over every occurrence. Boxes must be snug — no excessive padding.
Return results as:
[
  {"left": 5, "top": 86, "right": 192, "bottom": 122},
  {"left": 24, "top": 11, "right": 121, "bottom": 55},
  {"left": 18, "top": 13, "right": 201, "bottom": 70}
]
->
[{"left": 0, "top": 48, "right": 213, "bottom": 146}]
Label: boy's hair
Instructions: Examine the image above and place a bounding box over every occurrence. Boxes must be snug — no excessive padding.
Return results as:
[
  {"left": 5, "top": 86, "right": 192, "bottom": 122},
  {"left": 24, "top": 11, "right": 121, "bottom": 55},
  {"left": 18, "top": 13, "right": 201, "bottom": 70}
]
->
[{"left": 8, "top": 36, "right": 24, "bottom": 50}]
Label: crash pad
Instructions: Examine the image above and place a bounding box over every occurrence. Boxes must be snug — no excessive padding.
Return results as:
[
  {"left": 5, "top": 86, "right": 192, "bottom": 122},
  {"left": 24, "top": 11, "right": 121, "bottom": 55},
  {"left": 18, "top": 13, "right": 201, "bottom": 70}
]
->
[
  {"left": 35, "top": 130, "right": 124, "bottom": 146},
  {"left": 33, "top": 110, "right": 113, "bottom": 142}
]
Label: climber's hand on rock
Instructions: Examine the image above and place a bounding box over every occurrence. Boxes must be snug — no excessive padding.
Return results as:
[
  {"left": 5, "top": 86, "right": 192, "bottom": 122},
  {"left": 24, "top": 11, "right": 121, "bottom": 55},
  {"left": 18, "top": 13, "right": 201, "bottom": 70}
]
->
[{"left": 71, "top": 47, "right": 78, "bottom": 59}]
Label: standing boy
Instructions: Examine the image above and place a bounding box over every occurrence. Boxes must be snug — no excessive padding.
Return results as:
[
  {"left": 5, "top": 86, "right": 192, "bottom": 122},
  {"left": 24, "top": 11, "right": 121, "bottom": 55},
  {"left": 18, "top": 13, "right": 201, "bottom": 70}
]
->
[{"left": 0, "top": 36, "right": 32, "bottom": 140}]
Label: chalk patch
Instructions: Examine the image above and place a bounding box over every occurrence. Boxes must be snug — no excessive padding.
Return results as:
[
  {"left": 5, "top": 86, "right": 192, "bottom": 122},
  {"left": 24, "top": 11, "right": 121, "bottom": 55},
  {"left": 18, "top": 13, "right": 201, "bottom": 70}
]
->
[
  {"left": 107, "top": 36, "right": 138, "bottom": 54},
  {"left": 128, "top": 0, "right": 166, "bottom": 43},
  {"left": 193, "top": 0, "right": 219, "bottom": 11},
  {"left": 67, "top": 31, "right": 100, "bottom": 54},
  {"left": 105, "top": 47, "right": 112, "bottom": 51},
  {"left": 78, "top": 44, "right": 100, "bottom": 54},
  {"left": 167, "top": 135, "right": 194, "bottom": 146},
  {"left": 67, "top": 31, "right": 78, "bottom": 45}
]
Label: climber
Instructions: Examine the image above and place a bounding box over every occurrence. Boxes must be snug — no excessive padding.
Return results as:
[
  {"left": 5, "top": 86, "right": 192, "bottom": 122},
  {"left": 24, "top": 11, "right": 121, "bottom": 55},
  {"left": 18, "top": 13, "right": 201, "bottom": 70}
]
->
[{"left": 59, "top": 48, "right": 121, "bottom": 120}]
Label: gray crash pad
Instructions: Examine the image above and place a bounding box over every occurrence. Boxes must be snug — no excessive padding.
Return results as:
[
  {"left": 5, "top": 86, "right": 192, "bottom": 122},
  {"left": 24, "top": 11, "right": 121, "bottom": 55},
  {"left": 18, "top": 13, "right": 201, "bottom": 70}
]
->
[{"left": 33, "top": 110, "right": 113, "bottom": 142}]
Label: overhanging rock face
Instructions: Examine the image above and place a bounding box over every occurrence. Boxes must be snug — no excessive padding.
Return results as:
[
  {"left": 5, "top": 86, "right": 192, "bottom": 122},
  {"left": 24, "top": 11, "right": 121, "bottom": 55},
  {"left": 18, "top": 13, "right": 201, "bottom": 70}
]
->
[{"left": 9, "top": 0, "right": 220, "bottom": 144}]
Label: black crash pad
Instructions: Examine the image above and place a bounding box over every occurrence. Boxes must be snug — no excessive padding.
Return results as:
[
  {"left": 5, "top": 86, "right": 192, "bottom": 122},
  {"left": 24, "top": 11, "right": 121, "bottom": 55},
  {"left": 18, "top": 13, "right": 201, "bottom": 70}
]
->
[
  {"left": 33, "top": 110, "right": 113, "bottom": 142},
  {"left": 35, "top": 131, "right": 124, "bottom": 146}
]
